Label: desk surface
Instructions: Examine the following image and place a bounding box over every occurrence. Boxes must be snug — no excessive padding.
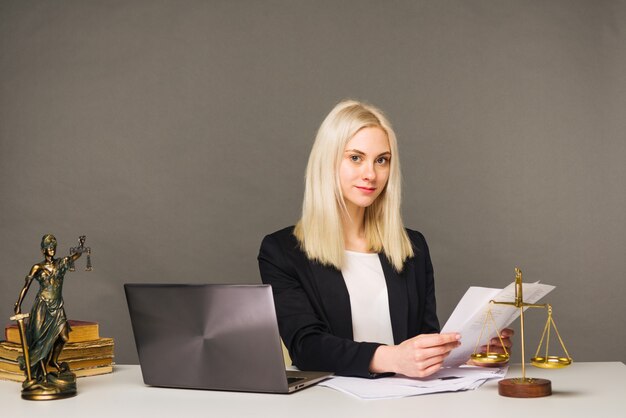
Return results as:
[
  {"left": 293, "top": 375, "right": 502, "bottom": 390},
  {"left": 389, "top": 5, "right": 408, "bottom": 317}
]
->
[{"left": 1, "top": 362, "right": 624, "bottom": 417}]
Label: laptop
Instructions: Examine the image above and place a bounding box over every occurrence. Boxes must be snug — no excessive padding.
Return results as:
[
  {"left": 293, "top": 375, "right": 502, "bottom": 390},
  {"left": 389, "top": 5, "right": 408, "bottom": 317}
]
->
[{"left": 124, "top": 283, "right": 331, "bottom": 393}]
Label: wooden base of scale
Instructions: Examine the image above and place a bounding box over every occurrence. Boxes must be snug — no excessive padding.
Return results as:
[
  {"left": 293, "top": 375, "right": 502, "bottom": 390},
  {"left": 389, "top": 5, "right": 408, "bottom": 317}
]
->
[{"left": 498, "top": 378, "right": 551, "bottom": 398}]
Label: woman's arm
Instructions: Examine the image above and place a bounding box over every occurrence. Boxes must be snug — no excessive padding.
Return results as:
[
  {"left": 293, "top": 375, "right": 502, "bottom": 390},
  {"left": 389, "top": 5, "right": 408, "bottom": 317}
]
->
[
  {"left": 369, "top": 332, "right": 461, "bottom": 377},
  {"left": 258, "top": 231, "right": 381, "bottom": 377},
  {"left": 14, "top": 265, "right": 39, "bottom": 314},
  {"left": 416, "top": 230, "right": 440, "bottom": 334},
  {"left": 70, "top": 249, "right": 84, "bottom": 262},
  {"left": 366, "top": 230, "right": 459, "bottom": 378}
]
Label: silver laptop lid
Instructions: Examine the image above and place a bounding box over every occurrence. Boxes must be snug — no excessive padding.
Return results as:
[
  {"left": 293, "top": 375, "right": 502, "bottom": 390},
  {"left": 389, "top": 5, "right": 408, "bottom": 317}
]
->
[{"left": 125, "top": 284, "right": 291, "bottom": 393}]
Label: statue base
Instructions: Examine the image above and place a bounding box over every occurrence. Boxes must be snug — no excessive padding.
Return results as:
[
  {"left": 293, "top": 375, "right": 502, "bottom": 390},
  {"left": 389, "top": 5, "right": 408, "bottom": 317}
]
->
[
  {"left": 22, "top": 389, "right": 77, "bottom": 401},
  {"left": 21, "top": 370, "right": 77, "bottom": 401},
  {"left": 498, "top": 377, "right": 551, "bottom": 398}
]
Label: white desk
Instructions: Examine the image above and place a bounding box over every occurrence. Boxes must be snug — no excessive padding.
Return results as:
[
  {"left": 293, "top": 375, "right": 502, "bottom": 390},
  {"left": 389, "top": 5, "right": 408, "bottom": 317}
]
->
[{"left": 1, "top": 362, "right": 624, "bottom": 417}]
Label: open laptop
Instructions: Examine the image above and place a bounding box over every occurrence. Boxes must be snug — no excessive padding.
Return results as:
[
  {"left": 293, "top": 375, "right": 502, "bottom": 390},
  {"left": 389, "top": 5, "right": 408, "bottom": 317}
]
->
[{"left": 124, "top": 283, "right": 331, "bottom": 393}]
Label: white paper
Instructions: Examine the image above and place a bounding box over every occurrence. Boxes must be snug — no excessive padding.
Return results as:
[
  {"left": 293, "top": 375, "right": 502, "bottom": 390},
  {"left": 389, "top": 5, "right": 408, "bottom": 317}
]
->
[
  {"left": 441, "top": 281, "right": 555, "bottom": 366},
  {"left": 318, "top": 366, "right": 507, "bottom": 399}
]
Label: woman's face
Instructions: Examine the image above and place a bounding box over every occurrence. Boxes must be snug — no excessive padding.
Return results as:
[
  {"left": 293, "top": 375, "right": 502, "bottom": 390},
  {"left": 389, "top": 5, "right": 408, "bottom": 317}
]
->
[
  {"left": 43, "top": 244, "right": 56, "bottom": 257},
  {"left": 339, "top": 126, "right": 391, "bottom": 213}
]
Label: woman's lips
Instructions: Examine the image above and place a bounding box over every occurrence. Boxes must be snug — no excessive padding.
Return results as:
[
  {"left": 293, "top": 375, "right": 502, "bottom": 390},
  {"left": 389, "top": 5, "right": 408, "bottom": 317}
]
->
[{"left": 356, "top": 186, "right": 376, "bottom": 194}]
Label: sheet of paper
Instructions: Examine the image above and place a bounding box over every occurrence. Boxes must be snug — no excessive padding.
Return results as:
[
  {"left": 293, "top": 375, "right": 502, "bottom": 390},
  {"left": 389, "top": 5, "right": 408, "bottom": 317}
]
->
[
  {"left": 318, "top": 366, "right": 507, "bottom": 399},
  {"left": 441, "top": 281, "right": 555, "bottom": 366}
]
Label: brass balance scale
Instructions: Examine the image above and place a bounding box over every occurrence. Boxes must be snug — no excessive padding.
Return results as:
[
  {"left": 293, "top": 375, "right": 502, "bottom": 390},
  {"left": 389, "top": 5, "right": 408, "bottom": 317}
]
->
[{"left": 469, "top": 268, "right": 572, "bottom": 398}]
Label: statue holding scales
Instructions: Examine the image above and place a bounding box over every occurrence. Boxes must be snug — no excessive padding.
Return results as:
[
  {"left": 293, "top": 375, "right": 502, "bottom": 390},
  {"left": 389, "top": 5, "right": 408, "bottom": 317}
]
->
[{"left": 11, "top": 234, "right": 92, "bottom": 400}]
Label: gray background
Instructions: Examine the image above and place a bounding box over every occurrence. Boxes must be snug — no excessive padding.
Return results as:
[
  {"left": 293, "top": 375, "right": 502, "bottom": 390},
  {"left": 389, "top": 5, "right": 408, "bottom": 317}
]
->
[{"left": 1, "top": 1, "right": 624, "bottom": 365}]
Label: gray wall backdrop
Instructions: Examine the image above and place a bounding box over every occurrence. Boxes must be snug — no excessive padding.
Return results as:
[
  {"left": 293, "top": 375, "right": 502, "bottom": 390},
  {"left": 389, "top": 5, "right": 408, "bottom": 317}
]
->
[{"left": 1, "top": 1, "right": 624, "bottom": 365}]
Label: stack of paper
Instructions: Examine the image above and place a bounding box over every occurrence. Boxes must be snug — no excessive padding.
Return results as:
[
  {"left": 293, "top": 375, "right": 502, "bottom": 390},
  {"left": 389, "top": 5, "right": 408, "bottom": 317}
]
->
[{"left": 319, "top": 366, "right": 507, "bottom": 399}]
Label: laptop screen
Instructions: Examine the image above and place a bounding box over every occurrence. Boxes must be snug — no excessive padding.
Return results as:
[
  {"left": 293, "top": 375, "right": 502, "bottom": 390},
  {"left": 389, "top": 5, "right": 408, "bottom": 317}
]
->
[{"left": 125, "top": 284, "right": 290, "bottom": 392}]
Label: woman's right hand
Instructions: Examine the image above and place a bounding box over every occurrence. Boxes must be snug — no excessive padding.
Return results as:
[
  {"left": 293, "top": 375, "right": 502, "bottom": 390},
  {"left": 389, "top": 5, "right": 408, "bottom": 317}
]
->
[{"left": 370, "top": 333, "right": 461, "bottom": 378}]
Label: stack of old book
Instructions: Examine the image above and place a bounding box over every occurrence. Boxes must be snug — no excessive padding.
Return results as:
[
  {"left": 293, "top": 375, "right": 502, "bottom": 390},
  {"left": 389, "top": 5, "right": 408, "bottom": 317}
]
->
[{"left": 0, "top": 320, "right": 114, "bottom": 382}]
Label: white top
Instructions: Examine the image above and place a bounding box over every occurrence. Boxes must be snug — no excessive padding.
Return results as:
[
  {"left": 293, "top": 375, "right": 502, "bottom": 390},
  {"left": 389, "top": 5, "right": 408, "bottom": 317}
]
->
[{"left": 341, "top": 251, "right": 395, "bottom": 346}]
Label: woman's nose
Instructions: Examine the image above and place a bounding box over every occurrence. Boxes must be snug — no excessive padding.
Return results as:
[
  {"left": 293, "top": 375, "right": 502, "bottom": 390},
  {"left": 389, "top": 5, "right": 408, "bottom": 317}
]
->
[{"left": 362, "top": 163, "right": 376, "bottom": 180}]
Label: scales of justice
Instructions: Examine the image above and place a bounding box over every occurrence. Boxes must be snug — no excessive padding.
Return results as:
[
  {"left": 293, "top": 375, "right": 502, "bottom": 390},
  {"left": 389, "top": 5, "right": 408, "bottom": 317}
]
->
[
  {"left": 10, "top": 235, "right": 92, "bottom": 401},
  {"left": 469, "top": 268, "right": 572, "bottom": 398}
]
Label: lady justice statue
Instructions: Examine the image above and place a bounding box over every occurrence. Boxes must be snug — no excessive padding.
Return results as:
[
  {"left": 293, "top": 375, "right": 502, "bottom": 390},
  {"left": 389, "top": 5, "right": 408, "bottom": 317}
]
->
[{"left": 11, "top": 234, "right": 92, "bottom": 400}]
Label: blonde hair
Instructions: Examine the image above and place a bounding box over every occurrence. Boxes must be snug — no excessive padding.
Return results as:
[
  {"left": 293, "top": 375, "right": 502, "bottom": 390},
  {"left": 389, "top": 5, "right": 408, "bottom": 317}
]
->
[{"left": 294, "top": 100, "right": 413, "bottom": 271}]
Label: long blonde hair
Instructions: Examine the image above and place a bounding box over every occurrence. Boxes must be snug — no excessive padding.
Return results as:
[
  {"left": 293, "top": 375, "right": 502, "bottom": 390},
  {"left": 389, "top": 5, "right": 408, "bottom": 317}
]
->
[{"left": 294, "top": 100, "right": 413, "bottom": 271}]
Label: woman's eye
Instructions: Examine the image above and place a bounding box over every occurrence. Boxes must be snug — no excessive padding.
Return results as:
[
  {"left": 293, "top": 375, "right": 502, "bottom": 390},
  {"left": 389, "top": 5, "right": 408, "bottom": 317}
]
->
[
  {"left": 376, "top": 157, "right": 388, "bottom": 165},
  {"left": 350, "top": 155, "right": 361, "bottom": 162}
]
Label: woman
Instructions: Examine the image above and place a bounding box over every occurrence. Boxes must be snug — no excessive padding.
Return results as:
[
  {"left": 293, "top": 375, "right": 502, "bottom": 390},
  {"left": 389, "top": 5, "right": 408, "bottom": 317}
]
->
[
  {"left": 14, "top": 234, "right": 84, "bottom": 382},
  {"left": 258, "top": 100, "right": 511, "bottom": 378}
]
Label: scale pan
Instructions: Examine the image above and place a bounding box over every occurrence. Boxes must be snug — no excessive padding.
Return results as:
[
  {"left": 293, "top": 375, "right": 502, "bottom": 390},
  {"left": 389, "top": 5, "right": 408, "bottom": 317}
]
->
[
  {"left": 531, "top": 356, "right": 572, "bottom": 369},
  {"left": 469, "top": 352, "right": 510, "bottom": 366}
]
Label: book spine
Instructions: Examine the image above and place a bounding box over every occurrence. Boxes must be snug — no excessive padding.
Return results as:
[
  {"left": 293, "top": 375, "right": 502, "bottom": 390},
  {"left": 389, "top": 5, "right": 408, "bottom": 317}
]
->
[
  {"left": 0, "top": 338, "right": 114, "bottom": 362},
  {"left": 0, "top": 365, "right": 114, "bottom": 382}
]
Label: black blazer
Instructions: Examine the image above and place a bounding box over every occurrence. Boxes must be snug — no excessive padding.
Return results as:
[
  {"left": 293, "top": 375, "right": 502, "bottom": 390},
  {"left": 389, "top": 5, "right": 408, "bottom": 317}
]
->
[{"left": 257, "top": 226, "right": 440, "bottom": 377}]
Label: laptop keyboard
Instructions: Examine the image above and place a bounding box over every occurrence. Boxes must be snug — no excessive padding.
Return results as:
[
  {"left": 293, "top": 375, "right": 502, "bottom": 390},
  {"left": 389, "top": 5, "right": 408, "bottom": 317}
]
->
[{"left": 287, "top": 377, "right": 305, "bottom": 384}]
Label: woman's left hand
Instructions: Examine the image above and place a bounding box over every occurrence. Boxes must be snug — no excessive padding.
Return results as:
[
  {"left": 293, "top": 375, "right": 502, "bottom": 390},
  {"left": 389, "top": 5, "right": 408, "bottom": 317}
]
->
[{"left": 480, "top": 328, "right": 514, "bottom": 354}]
